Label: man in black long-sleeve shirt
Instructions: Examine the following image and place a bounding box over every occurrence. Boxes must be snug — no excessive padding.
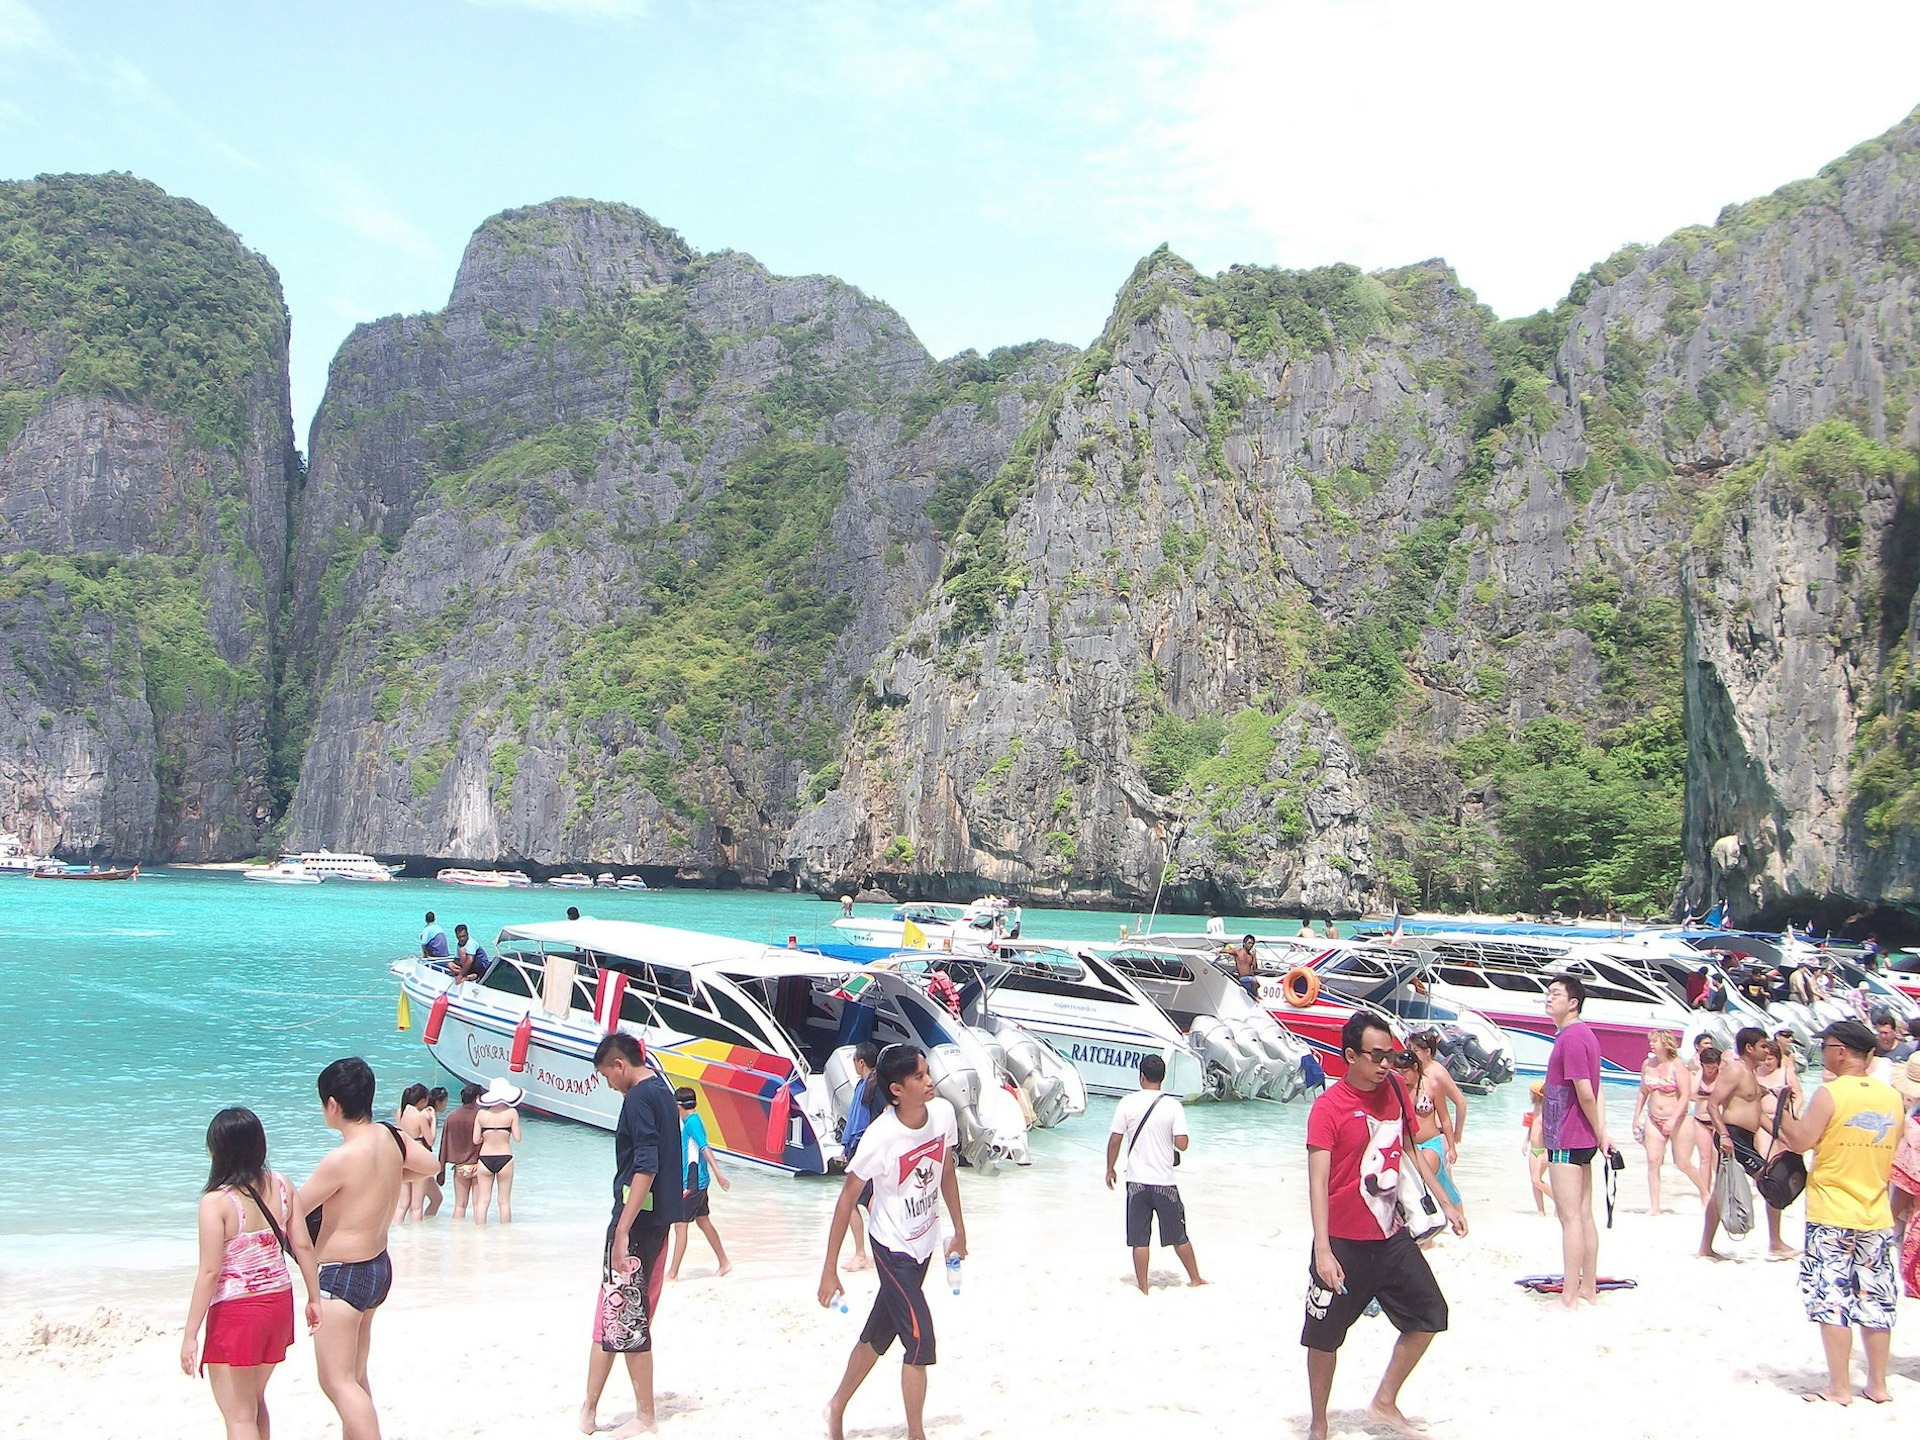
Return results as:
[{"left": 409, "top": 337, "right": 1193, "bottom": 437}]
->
[{"left": 580, "top": 1032, "right": 684, "bottom": 1437}]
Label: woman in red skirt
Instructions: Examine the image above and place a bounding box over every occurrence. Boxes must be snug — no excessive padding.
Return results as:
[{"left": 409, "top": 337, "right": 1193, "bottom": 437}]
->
[{"left": 181, "top": 1107, "right": 322, "bottom": 1438}]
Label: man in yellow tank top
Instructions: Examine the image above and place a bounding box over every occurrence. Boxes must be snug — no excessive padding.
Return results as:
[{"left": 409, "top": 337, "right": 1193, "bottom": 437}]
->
[{"left": 1780, "top": 1019, "right": 1902, "bottom": 1406}]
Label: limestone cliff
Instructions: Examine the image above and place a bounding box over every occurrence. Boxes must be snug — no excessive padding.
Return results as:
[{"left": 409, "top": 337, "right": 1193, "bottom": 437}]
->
[
  {"left": 791, "top": 107, "right": 1920, "bottom": 922},
  {"left": 283, "top": 199, "right": 1070, "bottom": 877},
  {"left": 0, "top": 174, "right": 297, "bottom": 860}
]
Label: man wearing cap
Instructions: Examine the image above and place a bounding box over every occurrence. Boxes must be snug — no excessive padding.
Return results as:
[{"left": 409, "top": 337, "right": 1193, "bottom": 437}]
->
[{"left": 1779, "top": 1019, "right": 1903, "bottom": 1406}]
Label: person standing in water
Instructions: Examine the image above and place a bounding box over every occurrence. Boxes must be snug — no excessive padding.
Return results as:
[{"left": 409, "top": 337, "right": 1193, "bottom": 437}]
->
[
  {"left": 1542, "top": 975, "right": 1610, "bottom": 1308},
  {"left": 391, "top": 1084, "right": 436, "bottom": 1225},
  {"left": 297, "top": 1057, "right": 438, "bottom": 1440},
  {"left": 667, "top": 1087, "right": 732, "bottom": 1279},
  {"left": 1105, "top": 1053, "right": 1203, "bottom": 1293},
  {"left": 580, "top": 1033, "right": 683, "bottom": 1438},
  {"left": 818, "top": 1044, "right": 968, "bottom": 1440},
  {"left": 181, "top": 1106, "right": 321, "bottom": 1440},
  {"left": 472, "top": 1078, "right": 522, "bottom": 1225},
  {"left": 438, "top": 1083, "right": 484, "bottom": 1220}
]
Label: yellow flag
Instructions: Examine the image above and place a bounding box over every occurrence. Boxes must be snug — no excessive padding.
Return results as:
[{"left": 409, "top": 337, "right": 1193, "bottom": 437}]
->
[
  {"left": 901, "top": 919, "right": 928, "bottom": 949},
  {"left": 396, "top": 990, "right": 412, "bottom": 1030}
]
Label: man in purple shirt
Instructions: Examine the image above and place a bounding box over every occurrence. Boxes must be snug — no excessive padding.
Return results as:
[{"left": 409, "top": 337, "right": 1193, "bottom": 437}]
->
[{"left": 1543, "top": 975, "right": 1611, "bottom": 1309}]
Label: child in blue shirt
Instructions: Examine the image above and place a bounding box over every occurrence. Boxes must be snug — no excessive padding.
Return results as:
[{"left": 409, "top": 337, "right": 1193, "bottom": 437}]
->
[{"left": 667, "top": 1088, "right": 732, "bottom": 1279}]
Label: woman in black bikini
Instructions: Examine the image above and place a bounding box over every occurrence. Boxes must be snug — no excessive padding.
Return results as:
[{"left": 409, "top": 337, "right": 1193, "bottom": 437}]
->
[
  {"left": 472, "top": 1077, "right": 523, "bottom": 1226},
  {"left": 392, "top": 1084, "right": 436, "bottom": 1225}
]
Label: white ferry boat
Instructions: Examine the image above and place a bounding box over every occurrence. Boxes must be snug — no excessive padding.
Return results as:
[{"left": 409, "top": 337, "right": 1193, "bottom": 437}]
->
[{"left": 298, "top": 850, "right": 401, "bottom": 881}]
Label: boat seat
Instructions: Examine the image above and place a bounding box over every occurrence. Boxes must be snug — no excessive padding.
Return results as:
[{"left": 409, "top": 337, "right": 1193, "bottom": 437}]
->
[{"left": 835, "top": 999, "right": 876, "bottom": 1049}]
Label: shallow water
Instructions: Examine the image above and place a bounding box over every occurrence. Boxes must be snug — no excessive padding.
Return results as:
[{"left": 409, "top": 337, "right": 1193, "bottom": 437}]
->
[{"left": 0, "top": 872, "right": 1534, "bottom": 1302}]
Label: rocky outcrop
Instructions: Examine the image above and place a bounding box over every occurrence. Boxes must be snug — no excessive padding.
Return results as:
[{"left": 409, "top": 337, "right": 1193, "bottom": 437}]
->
[
  {"left": 0, "top": 174, "right": 297, "bottom": 860},
  {"left": 283, "top": 200, "right": 1071, "bottom": 877}
]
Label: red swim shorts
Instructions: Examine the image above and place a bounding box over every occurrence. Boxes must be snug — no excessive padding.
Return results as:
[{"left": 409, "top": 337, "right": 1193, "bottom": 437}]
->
[{"left": 201, "top": 1290, "right": 294, "bottom": 1369}]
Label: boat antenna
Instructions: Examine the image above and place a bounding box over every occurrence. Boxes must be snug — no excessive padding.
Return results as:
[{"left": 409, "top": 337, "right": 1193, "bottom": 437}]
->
[{"left": 1143, "top": 825, "right": 1180, "bottom": 938}]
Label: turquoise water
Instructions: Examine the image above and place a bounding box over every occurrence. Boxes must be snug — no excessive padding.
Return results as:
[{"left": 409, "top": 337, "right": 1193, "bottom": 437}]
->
[{"left": 0, "top": 872, "right": 1532, "bottom": 1297}]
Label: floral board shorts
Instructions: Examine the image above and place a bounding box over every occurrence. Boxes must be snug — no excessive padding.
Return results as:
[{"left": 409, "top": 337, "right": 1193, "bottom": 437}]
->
[{"left": 1799, "top": 1222, "right": 1898, "bottom": 1330}]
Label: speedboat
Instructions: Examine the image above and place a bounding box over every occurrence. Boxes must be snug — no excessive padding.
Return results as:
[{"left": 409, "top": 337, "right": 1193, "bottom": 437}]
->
[
  {"left": 549, "top": 873, "right": 594, "bottom": 890},
  {"left": 1308, "top": 931, "right": 1701, "bottom": 1081},
  {"left": 981, "top": 941, "right": 1221, "bottom": 1099},
  {"left": 1082, "top": 939, "right": 1316, "bottom": 1099},
  {"left": 297, "top": 850, "right": 399, "bottom": 881},
  {"left": 1140, "top": 933, "right": 1513, "bottom": 1090},
  {"left": 244, "top": 858, "right": 322, "bottom": 885},
  {"left": 391, "top": 920, "right": 1058, "bottom": 1173},
  {"left": 437, "top": 867, "right": 533, "bottom": 888},
  {"left": 831, "top": 900, "right": 1008, "bottom": 953},
  {"left": 594, "top": 873, "right": 618, "bottom": 888},
  {"left": 615, "top": 875, "right": 650, "bottom": 891},
  {"left": 0, "top": 833, "right": 53, "bottom": 875}
]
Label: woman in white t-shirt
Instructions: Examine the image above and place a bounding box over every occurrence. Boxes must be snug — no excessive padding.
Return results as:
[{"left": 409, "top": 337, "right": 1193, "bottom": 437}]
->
[{"left": 817, "top": 1045, "right": 969, "bottom": 1440}]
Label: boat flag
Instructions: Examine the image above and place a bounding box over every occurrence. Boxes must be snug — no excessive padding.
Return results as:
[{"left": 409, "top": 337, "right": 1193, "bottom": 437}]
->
[
  {"left": 396, "top": 991, "right": 411, "bottom": 1030},
  {"left": 901, "top": 918, "right": 928, "bottom": 950},
  {"left": 593, "top": 969, "right": 629, "bottom": 1031},
  {"left": 1704, "top": 901, "right": 1724, "bottom": 929},
  {"left": 1388, "top": 907, "right": 1404, "bottom": 947}
]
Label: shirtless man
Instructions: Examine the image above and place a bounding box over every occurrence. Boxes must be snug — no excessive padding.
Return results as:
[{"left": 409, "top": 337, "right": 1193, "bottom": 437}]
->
[
  {"left": 1700, "top": 1027, "right": 1796, "bottom": 1258},
  {"left": 297, "top": 1057, "right": 438, "bottom": 1440},
  {"left": 1227, "top": 934, "right": 1260, "bottom": 996}
]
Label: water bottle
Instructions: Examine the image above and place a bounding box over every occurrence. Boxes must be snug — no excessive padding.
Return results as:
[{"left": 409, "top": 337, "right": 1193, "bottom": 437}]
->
[
  {"left": 945, "top": 1254, "right": 962, "bottom": 1295},
  {"left": 829, "top": 1288, "right": 849, "bottom": 1314}
]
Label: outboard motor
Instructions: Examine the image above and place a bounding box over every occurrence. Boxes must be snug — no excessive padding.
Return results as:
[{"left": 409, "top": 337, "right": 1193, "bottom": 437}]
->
[
  {"left": 992, "top": 1025, "right": 1074, "bottom": 1128},
  {"left": 824, "top": 1045, "right": 864, "bottom": 1156},
  {"left": 1189, "top": 1016, "right": 1260, "bottom": 1098},
  {"left": 926, "top": 1041, "right": 1008, "bottom": 1171}
]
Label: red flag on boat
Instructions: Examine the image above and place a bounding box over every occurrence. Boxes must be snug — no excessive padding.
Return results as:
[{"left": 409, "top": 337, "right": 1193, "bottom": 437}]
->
[
  {"left": 764, "top": 1082, "right": 792, "bottom": 1159},
  {"left": 594, "top": 970, "right": 628, "bottom": 1032}
]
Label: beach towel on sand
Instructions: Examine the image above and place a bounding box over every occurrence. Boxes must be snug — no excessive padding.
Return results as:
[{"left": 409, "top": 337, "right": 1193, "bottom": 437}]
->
[{"left": 1515, "top": 1276, "right": 1638, "bottom": 1294}]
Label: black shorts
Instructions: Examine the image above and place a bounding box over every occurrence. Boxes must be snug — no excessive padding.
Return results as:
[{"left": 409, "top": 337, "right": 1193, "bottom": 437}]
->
[
  {"left": 1124, "top": 1182, "right": 1189, "bottom": 1248},
  {"left": 684, "top": 1185, "right": 711, "bottom": 1220},
  {"left": 1301, "top": 1229, "right": 1448, "bottom": 1351},
  {"left": 1726, "top": 1124, "right": 1768, "bottom": 1179},
  {"left": 318, "top": 1251, "right": 393, "bottom": 1312},
  {"left": 1547, "top": 1146, "right": 1597, "bottom": 1166},
  {"left": 860, "top": 1242, "right": 936, "bottom": 1366}
]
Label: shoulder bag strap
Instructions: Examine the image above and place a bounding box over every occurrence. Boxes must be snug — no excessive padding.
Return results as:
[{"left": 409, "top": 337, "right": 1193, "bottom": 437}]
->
[
  {"left": 1767, "top": 1086, "right": 1792, "bottom": 1144},
  {"left": 238, "top": 1179, "right": 292, "bottom": 1257},
  {"left": 1126, "top": 1094, "right": 1168, "bottom": 1160}
]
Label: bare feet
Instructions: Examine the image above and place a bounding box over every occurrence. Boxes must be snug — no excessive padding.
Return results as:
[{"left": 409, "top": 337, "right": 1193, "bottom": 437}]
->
[
  {"left": 1769, "top": 1244, "right": 1799, "bottom": 1259},
  {"left": 846, "top": 1253, "right": 872, "bottom": 1272},
  {"left": 610, "top": 1418, "right": 656, "bottom": 1437},
  {"left": 717, "top": 1261, "right": 734, "bottom": 1277},
  {"left": 824, "top": 1399, "right": 845, "bottom": 1439},
  {"left": 578, "top": 1401, "right": 600, "bottom": 1434},
  {"left": 1801, "top": 1389, "right": 1852, "bottom": 1406},
  {"left": 1365, "top": 1399, "right": 1433, "bottom": 1439},
  {"left": 1189, "top": 1276, "right": 1209, "bottom": 1287},
  {"left": 1697, "top": 1247, "right": 1728, "bottom": 1261},
  {"left": 1863, "top": 1388, "right": 1894, "bottom": 1404}
]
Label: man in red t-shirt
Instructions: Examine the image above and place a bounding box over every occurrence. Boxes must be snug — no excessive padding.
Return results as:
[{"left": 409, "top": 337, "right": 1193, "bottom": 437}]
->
[{"left": 1304, "top": 1011, "right": 1465, "bottom": 1440}]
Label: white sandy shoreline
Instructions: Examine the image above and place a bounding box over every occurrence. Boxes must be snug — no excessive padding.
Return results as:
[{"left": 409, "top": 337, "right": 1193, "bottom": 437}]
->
[{"left": 6, "top": 1124, "right": 1917, "bottom": 1440}]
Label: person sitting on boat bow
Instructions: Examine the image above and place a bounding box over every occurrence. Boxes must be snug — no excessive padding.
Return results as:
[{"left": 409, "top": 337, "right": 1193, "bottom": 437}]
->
[{"left": 448, "top": 924, "right": 490, "bottom": 983}]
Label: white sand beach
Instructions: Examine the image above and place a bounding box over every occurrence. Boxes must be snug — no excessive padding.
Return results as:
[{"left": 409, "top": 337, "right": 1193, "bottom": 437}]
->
[{"left": 5, "top": 1113, "right": 1917, "bottom": 1440}]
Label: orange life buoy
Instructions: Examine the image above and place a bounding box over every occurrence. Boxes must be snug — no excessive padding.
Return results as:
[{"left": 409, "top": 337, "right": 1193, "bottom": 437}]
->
[
  {"left": 1282, "top": 967, "right": 1321, "bottom": 1009},
  {"left": 423, "top": 992, "right": 450, "bottom": 1045}
]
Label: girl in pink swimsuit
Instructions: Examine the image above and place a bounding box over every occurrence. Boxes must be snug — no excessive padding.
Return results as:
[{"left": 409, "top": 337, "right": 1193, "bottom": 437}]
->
[
  {"left": 181, "top": 1107, "right": 322, "bottom": 1439},
  {"left": 1631, "top": 1031, "right": 1697, "bottom": 1214}
]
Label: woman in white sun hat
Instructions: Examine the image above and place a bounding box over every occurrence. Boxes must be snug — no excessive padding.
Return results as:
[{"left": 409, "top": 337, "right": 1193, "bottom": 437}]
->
[{"left": 472, "top": 1078, "right": 524, "bottom": 1225}]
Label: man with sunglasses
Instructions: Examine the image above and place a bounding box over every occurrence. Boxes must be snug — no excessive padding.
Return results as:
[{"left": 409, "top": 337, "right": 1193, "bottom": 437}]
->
[{"left": 1304, "top": 1012, "right": 1465, "bottom": 1440}]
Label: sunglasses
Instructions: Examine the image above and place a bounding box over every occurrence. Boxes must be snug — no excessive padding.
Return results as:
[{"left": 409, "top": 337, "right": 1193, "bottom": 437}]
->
[{"left": 1351, "top": 1047, "right": 1396, "bottom": 1064}]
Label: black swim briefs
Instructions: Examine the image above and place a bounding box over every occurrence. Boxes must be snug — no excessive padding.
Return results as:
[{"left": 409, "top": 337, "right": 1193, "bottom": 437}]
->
[
  {"left": 318, "top": 1251, "right": 393, "bottom": 1312},
  {"left": 1301, "top": 1228, "right": 1448, "bottom": 1351}
]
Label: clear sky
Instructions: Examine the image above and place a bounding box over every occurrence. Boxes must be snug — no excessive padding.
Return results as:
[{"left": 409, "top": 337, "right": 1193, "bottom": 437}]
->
[{"left": 3, "top": 0, "right": 1918, "bottom": 445}]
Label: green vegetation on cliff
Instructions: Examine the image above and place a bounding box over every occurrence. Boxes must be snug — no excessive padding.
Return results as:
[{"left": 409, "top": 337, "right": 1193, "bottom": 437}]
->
[{"left": 0, "top": 174, "right": 286, "bottom": 455}]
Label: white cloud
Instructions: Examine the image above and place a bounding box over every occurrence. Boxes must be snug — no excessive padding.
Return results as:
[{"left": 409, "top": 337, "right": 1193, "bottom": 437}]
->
[
  {"left": 309, "top": 162, "right": 440, "bottom": 262},
  {"left": 0, "top": 0, "right": 55, "bottom": 56}
]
